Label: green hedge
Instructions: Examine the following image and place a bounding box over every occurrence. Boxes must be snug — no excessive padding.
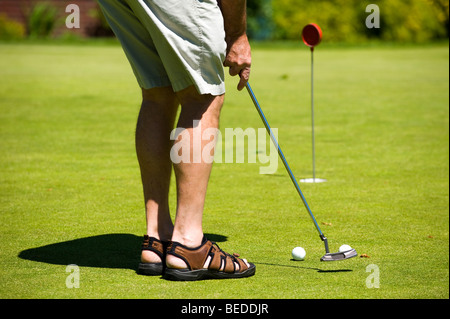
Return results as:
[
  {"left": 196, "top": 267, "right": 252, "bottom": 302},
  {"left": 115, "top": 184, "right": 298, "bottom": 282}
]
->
[
  {"left": 0, "top": 14, "right": 26, "bottom": 40},
  {"left": 248, "top": 0, "right": 449, "bottom": 42}
]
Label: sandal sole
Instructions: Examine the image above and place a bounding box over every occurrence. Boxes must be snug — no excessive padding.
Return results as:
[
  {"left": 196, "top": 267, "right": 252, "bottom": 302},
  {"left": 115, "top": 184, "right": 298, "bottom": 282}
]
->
[
  {"left": 137, "top": 262, "right": 164, "bottom": 276},
  {"left": 163, "top": 263, "right": 256, "bottom": 281}
]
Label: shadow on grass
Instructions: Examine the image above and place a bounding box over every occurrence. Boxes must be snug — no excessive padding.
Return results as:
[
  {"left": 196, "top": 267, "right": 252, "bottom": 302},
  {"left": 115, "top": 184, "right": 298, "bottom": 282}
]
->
[
  {"left": 18, "top": 233, "right": 227, "bottom": 270},
  {"left": 254, "top": 261, "right": 353, "bottom": 273}
]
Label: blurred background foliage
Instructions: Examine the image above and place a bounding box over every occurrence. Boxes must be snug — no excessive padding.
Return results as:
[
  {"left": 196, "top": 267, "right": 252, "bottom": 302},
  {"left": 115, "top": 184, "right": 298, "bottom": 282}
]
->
[
  {"left": 0, "top": 0, "right": 448, "bottom": 42},
  {"left": 248, "top": 0, "right": 449, "bottom": 42}
]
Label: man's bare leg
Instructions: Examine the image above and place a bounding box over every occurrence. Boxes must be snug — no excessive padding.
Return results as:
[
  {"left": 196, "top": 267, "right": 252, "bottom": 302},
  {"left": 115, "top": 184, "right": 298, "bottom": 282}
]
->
[
  {"left": 136, "top": 87, "right": 179, "bottom": 263},
  {"left": 166, "top": 85, "right": 224, "bottom": 269}
]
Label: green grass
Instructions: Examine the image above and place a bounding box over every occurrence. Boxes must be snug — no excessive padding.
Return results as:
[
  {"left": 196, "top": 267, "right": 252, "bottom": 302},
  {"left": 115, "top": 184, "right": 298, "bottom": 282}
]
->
[{"left": 0, "top": 40, "right": 448, "bottom": 299}]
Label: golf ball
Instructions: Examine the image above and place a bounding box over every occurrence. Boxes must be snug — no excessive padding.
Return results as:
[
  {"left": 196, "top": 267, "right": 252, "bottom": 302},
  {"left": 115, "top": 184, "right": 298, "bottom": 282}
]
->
[
  {"left": 339, "top": 244, "right": 352, "bottom": 252},
  {"left": 292, "top": 247, "right": 306, "bottom": 261}
]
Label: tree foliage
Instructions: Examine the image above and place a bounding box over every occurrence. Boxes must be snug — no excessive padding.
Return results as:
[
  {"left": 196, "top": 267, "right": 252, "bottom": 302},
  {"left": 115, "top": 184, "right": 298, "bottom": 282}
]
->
[{"left": 247, "top": 0, "right": 449, "bottom": 42}]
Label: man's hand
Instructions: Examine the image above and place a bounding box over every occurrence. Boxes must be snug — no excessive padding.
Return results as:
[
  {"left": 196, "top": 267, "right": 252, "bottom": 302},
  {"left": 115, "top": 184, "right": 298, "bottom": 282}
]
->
[
  {"left": 223, "top": 34, "right": 251, "bottom": 91},
  {"left": 219, "top": 0, "right": 251, "bottom": 91}
]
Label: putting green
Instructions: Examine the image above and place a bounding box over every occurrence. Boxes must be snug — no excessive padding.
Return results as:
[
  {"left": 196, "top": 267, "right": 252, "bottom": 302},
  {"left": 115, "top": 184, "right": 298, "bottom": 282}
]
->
[{"left": 0, "top": 41, "right": 448, "bottom": 299}]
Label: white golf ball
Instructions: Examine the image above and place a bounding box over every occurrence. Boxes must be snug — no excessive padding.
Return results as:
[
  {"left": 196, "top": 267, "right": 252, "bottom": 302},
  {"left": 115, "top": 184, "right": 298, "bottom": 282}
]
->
[
  {"left": 339, "top": 244, "right": 352, "bottom": 252},
  {"left": 292, "top": 247, "right": 306, "bottom": 261}
]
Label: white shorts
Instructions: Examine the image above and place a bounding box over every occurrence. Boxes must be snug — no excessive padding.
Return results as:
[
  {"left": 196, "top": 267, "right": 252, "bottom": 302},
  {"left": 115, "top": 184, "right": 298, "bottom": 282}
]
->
[{"left": 97, "top": 0, "right": 226, "bottom": 95}]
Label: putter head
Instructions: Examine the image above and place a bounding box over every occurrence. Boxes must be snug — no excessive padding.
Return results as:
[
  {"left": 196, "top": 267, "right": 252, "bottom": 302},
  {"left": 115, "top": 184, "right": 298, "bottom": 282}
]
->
[{"left": 320, "top": 249, "right": 358, "bottom": 262}]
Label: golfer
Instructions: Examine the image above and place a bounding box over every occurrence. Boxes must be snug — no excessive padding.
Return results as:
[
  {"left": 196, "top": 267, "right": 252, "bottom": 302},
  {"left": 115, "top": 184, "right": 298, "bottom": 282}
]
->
[{"left": 97, "top": 0, "right": 256, "bottom": 281}]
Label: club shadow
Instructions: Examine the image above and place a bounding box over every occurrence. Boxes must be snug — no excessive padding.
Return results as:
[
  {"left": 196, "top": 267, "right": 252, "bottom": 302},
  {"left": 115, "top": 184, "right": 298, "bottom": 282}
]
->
[
  {"left": 254, "top": 261, "right": 353, "bottom": 273},
  {"left": 18, "top": 233, "right": 227, "bottom": 270}
]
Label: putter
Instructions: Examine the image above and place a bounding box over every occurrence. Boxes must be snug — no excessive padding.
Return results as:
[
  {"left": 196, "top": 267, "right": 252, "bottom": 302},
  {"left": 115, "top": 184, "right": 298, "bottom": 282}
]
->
[{"left": 245, "top": 82, "right": 357, "bottom": 261}]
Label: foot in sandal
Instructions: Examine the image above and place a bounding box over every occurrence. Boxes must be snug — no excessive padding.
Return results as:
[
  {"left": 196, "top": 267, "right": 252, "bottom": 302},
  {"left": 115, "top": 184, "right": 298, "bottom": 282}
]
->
[
  {"left": 138, "top": 235, "right": 170, "bottom": 276},
  {"left": 163, "top": 237, "right": 256, "bottom": 281}
]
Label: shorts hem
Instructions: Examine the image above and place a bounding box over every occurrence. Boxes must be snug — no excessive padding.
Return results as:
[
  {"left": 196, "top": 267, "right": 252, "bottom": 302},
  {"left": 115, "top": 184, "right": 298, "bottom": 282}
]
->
[
  {"left": 140, "top": 76, "right": 225, "bottom": 96},
  {"left": 172, "top": 77, "right": 225, "bottom": 96},
  {"left": 138, "top": 76, "right": 172, "bottom": 90}
]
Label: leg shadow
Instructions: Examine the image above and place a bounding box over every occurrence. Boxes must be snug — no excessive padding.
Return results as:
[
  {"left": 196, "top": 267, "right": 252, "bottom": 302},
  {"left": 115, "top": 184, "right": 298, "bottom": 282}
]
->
[{"left": 18, "top": 233, "right": 227, "bottom": 270}]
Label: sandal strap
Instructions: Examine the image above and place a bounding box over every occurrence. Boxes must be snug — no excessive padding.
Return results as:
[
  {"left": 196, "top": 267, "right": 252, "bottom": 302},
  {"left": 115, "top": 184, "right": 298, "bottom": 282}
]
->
[
  {"left": 209, "top": 243, "right": 248, "bottom": 273},
  {"left": 141, "top": 235, "right": 166, "bottom": 260},
  {"left": 167, "top": 237, "right": 210, "bottom": 270},
  {"left": 167, "top": 237, "right": 249, "bottom": 273}
]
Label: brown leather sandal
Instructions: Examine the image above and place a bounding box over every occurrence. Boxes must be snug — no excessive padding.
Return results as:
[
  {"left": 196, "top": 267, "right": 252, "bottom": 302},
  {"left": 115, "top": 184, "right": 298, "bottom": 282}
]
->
[
  {"left": 163, "top": 237, "right": 256, "bottom": 281},
  {"left": 137, "top": 235, "right": 169, "bottom": 276}
]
